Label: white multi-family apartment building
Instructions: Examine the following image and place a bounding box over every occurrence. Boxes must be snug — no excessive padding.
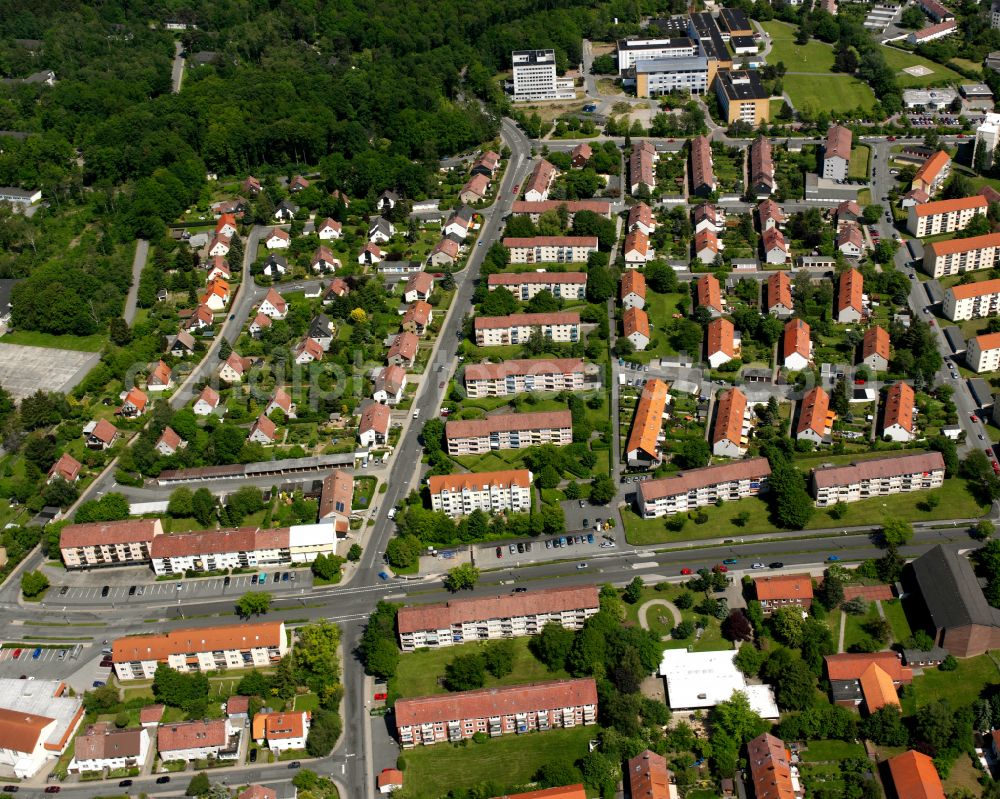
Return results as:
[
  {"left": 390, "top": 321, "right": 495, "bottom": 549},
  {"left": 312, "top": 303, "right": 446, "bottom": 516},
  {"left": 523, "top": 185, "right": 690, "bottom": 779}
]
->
[
  {"left": 711, "top": 387, "right": 750, "bottom": 459},
  {"left": 906, "top": 195, "right": 987, "bottom": 236},
  {"left": 473, "top": 312, "right": 580, "bottom": 347},
  {"left": 616, "top": 37, "right": 700, "bottom": 73},
  {"left": 148, "top": 525, "right": 337, "bottom": 575},
  {"left": 823, "top": 125, "right": 852, "bottom": 181},
  {"left": 69, "top": 724, "right": 151, "bottom": 774},
  {"left": 942, "top": 278, "right": 1000, "bottom": 321},
  {"left": 967, "top": 332, "right": 1000, "bottom": 373},
  {"left": 59, "top": 519, "right": 163, "bottom": 569},
  {"left": 428, "top": 469, "right": 534, "bottom": 517},
  {"left": 394, "top": 678, "right": 597, "bottom": 747},
  {"left": 396, "top": 586, "right": 600, "bottom": 651},
  {"left": 923, "top": 232, "right": 1000, "bottom": 277},
  {"left": 463, "top": 358, "right": 586, "bottom": 398},
  {"left": 637, "top": 457, "right": 772, "bottom": 518},
  {"left": 503, "top": 236, "right": 598, "bottom": 263},
  {"left": 487, "top": 271, "right": 587, "bottom": 300},
  {"left": 510, "top": 50, "right": 575, "bottom": 101},
  {"left": 810, "top": 452, "right": 946, "bottom": 506},
  {"left": 445, "top": 410, "right": 573, "bottom": 455},
  {"left": 112, "top": 621, "right": 288, "bottom": 681},
  {"left": 156, "top": 719, "right": 239, "bottom": 763}
]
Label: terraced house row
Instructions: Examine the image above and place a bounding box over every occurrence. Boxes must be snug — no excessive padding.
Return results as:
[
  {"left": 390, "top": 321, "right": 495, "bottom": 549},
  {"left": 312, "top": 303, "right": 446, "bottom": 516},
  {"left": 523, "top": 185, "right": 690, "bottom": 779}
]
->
[
  {"left": 444, "top": 410, "right": 573, "bottom": 455},
  {"left": 473, "top": 312, "right": 580, "bottom": 346}
]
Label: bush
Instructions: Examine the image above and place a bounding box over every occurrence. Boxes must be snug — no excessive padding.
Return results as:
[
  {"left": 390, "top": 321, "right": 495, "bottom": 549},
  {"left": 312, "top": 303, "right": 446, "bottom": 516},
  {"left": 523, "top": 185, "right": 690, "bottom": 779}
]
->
[
  {"left": 841, "top": 597, "right": 868, "bottom": 615},
  {"left": 674, "top": 591, "right": 694, "bottom": 610},
  {"left": 940, "top": 654, "right": 958, "bottom": 671},
  {"left": 671, "top": 620, "right": 695, "bottom": 639}
]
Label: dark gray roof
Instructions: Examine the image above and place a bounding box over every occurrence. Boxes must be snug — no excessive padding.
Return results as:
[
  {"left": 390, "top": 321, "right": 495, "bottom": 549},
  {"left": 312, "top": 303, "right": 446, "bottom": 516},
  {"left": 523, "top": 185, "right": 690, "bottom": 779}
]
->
[
  {"left": 942, "top": 325, "right": 965, "bottom": 353},
  {"left": 902, "top": 646, "right": 948, "bottom": 664},
  {"left": 830, "top": 679, "right": 862, "bottom": 703},
  {"left": 191, "top": 51, "right": 218, "bottom": 64},
  {"left": 911, "top": 545, "right": 1000, "bottom": 630},
  {"left": 968, "top": 377, "right": 994, "bottom": 408}
]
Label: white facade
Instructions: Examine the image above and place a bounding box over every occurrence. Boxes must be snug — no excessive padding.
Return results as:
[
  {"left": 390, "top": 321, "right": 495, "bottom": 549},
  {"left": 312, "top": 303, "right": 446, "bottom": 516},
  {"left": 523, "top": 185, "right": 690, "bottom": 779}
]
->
[
  {"left": 429, "top": 472, "right": 534, "bottom": 518},
  {"left": 812, "top": 458, "right": 945, "bottom": 506},
  {"left": 474, "top": 318, "right": 580, "bottom": 347},
  {"left": 968, "top": 335, "right": 1000, "bottom": 373},
  {"left": 511, "top": 50, "right": 575, "bottom": 101},
  {"left": 504, "top": 238, "right": 597, "bottom": 263},
  {"left": 638, "top": 459, "right": 771, "bottom": 518},
  {"left": 69, "top": 728, "right": 150, "bottom": 775},
  {"left": 907, "top": 198, "right": 987, "bottom": 236},
  {"left": 924, "top": 235, "right": 1000, "bottom": 278},
  {"left": 942, "top": 282, "right": 1000, "bottom": 321}
]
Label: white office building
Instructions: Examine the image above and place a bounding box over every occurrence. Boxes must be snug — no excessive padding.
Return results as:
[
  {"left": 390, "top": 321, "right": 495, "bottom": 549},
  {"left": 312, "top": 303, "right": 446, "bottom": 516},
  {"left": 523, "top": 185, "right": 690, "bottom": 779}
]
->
[{"left": 511, "top": 50, "right": 575, "bottom": 102}]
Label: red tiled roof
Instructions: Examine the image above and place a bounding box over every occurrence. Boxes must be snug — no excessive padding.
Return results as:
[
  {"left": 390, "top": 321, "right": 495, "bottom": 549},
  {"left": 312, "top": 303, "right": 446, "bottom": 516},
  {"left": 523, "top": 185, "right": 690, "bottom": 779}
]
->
[
  {"left": 150, "top": 527, "right": 289, "bottom": 559},
  {"left": 948, "top": 278, "right": 1000, "bottom": 300},
  {"left": 239, "top": 786, "right": 275, "bottom": 799},
  {"left": 825, "top": 125, "right": 852, "bottom": 161},
  {"left": 927, "top": 232, "right": 1000, "bottom": 257},
  {"left": 783, "top": 318, "right": 810, "bottom": 361},
  {"left": 61, "top": 519, "right": 160, "bottom": 550},
  {"left": 862, "top": 326, "right": 890, "bottom": 362},
  {"left": 837, "top": 268, "right": 863, "bottom": 315},
  {"left": 226, "top": 696, "right": 250, "bottom": 715},
  {"left": 913, "top": 195, "right": 987, "bottom": 217},
  {"left": 886, "top": 750, "right": 945, "bottom": 799},
  {"left": 796, "top": 386, "right": 830, "bottom": 438},
  {"left": 712, "top": 387, "right": 747, "bottom": 449},
  {"left": 913, "top": 150, "right": 950, "bottom": 189},
  {"left": 139, "top": 705, "right": 164, "bottom": 724},
  {"left": 812, "top": 451, "right": 945, "bottom": 489},
  {"left": 696, "top": 274, "right": 722, "bottom": 311},
  {"left": 249, "top": 414, "right": 277, "bottom": 440},
  {"left": 768, "top": 271, "right": 792, "bottom": 311},
  {"left": 398, "top": 585, "right": 597, "bottom": 634},
  {"left": 750, "top": 136, "right": 774, "bottom": 190},
  {"left": 156, "top": 426, "right": 182, "bottom": 451},
  {"left": 196, "top": 386, "right": 220, "bottom": 408},
  {"left": 623, "top": 306, "right": 650, "bottom": 340},
  {"left": 394, "top": 679, "right": 597, "bottom": 727},
  {"left": 695, "top": 229, "right": 719, "bottom": 256},
  {"left": 706, "top": 317, "right": 735, "bottom": 359},
  {"left": 319, "top": 470, "right": 353, "bottom": 520},
  {"left": 762, "top": 227, "right": 787, "bottom": 254},
  {"left": 640, "top": 458, "right": 772, "bottom": 501},
  {"left": 754, "top": 573, "right": 813, "bottom": 601},
  {"left": 432, "top": 238, "right": 460, "bottom": 258},
  {"left": 359, "top": 402, "right": 391, "bottom": 434},
  {"left": 464, "top": 358, "right": 585, "bottom": 382},
  {"left": 690, "top": 135, "right": 715, "bottom": 190},
  {"left": 88, "top": 419, "right": 119, "bottom": 444},
  {"left": 488, "top": 272, "right": 587, "bottom": 286},
  {"left": 114, "top": 621, "right": 283, "bottom": 664},
  {"left": 157, "top": 719, "right": 229, "bottom": 753},
  {"left": 446, "top": 410, "right": 572, "bottom": 440},
  {"left": 253, "top": 711, "right": 307, "bottom": 741},
  {"left": 626, "top": 750, "right": 673, "bottom": 799},
  {"left": 511, "top": 200, "right": 610, "bottom": 216},
  {"left": 0, "top": 708, "right": 54, "bottom": 756},
  {"left": 627, "top": 202, "right": 654, "bottom": 230},
  {"left": 462, "top": 173, "right": 490, "bottom": 198},
  {"left": 428, "top": 469, "right": 533, "bottom": 497},
  {"left": 973, "top": 331, "right": 1000, "bottom": 352},
  {"left": 884, "top": 382, "right": 915, "bottom": 433},
  {"left": 474, "top": 312, "right": 580, "bottom": 329},
  {"left": 48, "top": 453, "right": 81, "bottom": 482},
  {"left": 502, "top": 236, "right": 598, "bottom": 248},
  {"left": 757, "top": 198, "right": 784, "bottom": 227},
  {"left": 262, "top": 287, "right": 287, "bottom": 312},
  {"left": 625, "top": 379, "right": 669, "bottom": 460},
  {"left": 525, "top": 160, "right": 556, "bottom": 197},
  {"left": 824, "top": 652, "right": 913, "bottom": 682},
  {"left": 624, "top": 229, "right": 649, "bottom": 257},
  {"left": 621, "top": 270, "right": 646, "bottom": 300},
  {"left": 388, "top": 331, "right": 419, "bottom": 361},
  {"left": 859, "top": 663, "right": 900, "bottom": 711},
  {"left": 747, "top": 732, "right": 796, "bottom": 799},
  {"left": 406, "top": 272, "right": 434, "bottom": 295}
]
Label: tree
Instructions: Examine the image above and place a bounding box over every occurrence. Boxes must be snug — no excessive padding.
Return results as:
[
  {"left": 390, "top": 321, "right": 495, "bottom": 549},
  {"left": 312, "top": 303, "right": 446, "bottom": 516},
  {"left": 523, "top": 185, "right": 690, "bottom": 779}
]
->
[
  {"left": 770, "top": 606, "right": 805, "bottom": 647},
  {"left": 167, "top": 487, "right": 194, "bottom": 518},
  {"left": 881, "top": 517, "right": 913, "bottom": 547},
  {"left": 674, "top": 438, "right": 710, "bottom": 469},
  {"left": 579, "top": 751, "right": 620, "bottom": 793},
  {"left": 586, "top": 265, "right": 615, "bottom": 303},
  {"left": 191, "top": 487, "right": 217, "bottom": 526},
  {"left": 236, "top": 591, "right": 272, "bottom": 617},
  {"left": 816, "top": 568, "right": 844, "bottom": 609},
  {"left": 347, "top": 543, "right": 363, "bottom": 561},
  {"left": 859, "top": 705, "right": 908, "bottom": 745},
  {"left": 722, "top": 609, "right": 754, "bottom": 641},
  {"left": 444, "top": 653, "right": 485, "bottom": 691},
  {"left": 483, "top": 640, "right": 516, "bottom": 678},
  {"left": 734, "top": 645, "right": 766, "bottom": 676},
  {"left": 443, "top": 563, "right": 479, "bottom": 592},
  {"left": 624, "top": 576, "right": 644, "bottom": 604},
  {"left": 762, "top": 647, "right": 815, "bottom": 710},
  {"left": 589, "top": 473, "right": 616, "bottom": 504},
  {"left": 530, "top": 622, "right": 575, "bottom": 670},
  {"left": 186, "top": 773, "right": 211, "bottom": 797},
  {"left": 768, "top": 462, "right": 814, "bottom": 528},
  {"left": 20, "top": 570, "right": 49, "bottom": 599},
  {"left": 973, "top": 520, "right": 995, "bottom": 541},
  {"left": 152, "top": 664, "right": 209, "bottom": 710},
  {"left": 385, "top": 535, "right": 422, "bottom": 569}
]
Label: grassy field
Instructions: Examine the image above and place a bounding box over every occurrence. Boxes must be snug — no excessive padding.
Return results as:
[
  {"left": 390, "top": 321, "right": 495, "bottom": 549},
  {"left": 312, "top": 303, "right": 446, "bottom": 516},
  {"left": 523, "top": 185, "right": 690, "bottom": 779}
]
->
[
  {"left": 0, "top": 330, "right": 106, "bottom": 351},
  {"left": 622, "top": 476, "right": 986, "bottom": 545},
  {"left": 762, "top": 20, "right": 835, "bottom": 71},
  {"left": 849, "top": 145, "right": 870, "bottom": 181},
  {"left": 627, "top": 290, "right": 685, "bottom": 364},
  {"left": 879, "top": 45, "right": 965, "bottom": 88},
  {"left": 902, "top": 652, "right": 1000, "bottom": 713},
  {"left": 842, "top": 601, "right": 879, "bottom": 652},
  {"left": 881, "top": 599, "right": 912, "bottom": 644},
  {"left": 800, "top": 739, "right": 867, "bottom": 761},
  {"left": 781, "top": 74, "right": 876, "bottom": 114},
  {"left": 390, "top": 638, "right": 569, "bottom": 699},
  {"left": 400, "top": 726, "right": 594, "bottom": 799}
]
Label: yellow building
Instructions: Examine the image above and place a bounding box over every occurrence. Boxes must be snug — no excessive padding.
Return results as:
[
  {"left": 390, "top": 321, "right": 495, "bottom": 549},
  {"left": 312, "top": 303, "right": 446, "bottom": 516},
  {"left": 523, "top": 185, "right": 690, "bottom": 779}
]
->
[{"left": 715, "top": 70, "right": 770, "bottom": 126}]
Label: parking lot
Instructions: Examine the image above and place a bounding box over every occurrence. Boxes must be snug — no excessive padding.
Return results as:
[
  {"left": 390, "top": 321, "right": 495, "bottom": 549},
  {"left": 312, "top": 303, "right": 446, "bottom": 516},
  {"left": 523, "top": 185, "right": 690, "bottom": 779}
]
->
[
  {"left": 475, "top": 530, "right": 615, "bottom": 568},
  {"left": 0, "top": 640, "right": 107, "bottom": 685},
  {"left": 51, "top": 570, "right": 313, "bottom": 606}
]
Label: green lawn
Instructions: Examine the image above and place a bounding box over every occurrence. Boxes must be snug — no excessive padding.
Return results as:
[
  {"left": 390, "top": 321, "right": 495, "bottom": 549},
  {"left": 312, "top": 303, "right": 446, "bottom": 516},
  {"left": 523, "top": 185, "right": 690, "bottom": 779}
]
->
[
  {"left": 400, "top": 726, "right": 595, "bottom": 799},
  {"left": 628, "top": 290, "right": 684, "bottom": 364},
  {"left": 390, "top": 638, "right": 569, "bottom": 699},
  {"left": 0, "top": 330, "right": 106, "bottom": 352},
  {"left": 623, "top": 476, "right": 986, "bottom": 545},
  {"left": 849, "top": 145, "right": 870, "bottom": 181},
  {"left": 762, "top": 20, "right": 835, "bottom": 71},
  {"left": 879, "top": 45, "right": 965, "bottom": 88},
  {"left": 881, "top": 599, "right": 912, "bottom": 644},
  {"left": 781, "top": 74, "right": 876, "bottom": 114},
  {"left": 842, "top": 602, "right": 879, "bottom": 652},
  {"left": 902, "top": 652, "right": 1000, "bottom": 713},
  {"left": 800, "top": 739, "right": 867, "bottom": 762}
]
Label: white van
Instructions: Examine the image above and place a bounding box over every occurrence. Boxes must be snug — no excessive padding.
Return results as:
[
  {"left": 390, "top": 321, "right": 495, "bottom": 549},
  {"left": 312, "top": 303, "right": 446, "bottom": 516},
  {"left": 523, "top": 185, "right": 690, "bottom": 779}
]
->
[{"left": 387, "top": 508, "right": 397, "bottom": 521}]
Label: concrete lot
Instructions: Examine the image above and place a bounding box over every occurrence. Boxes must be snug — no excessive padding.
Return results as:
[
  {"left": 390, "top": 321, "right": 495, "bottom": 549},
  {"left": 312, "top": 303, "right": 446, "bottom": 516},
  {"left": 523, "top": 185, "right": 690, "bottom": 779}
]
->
[{"left": 0, "top": 343, "right": 98, "bottom": 400}]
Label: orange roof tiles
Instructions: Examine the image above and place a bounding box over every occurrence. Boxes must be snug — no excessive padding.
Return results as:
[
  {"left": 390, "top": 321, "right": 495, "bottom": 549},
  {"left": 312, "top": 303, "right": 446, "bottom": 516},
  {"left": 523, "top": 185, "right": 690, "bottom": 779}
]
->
[
  {"left": 394, "top": 679, "right": 597, "bottom": 728},
  {"left": 525, "top": 160, "right": 556, "bottom": 197},
  {"left": 949, "top": 278, "right": 1000, "bottom": 300},
  {"left": 883, "top": 382, "right": 915, "bottom": 433},
  {"left": 862, "top": 326, "right": 890, "bottom": 362},
  {"left": 474, "top": 312, "right": 580, "bottom": 329},
  {"left": 625, "top": 379, "right": 669, "bottom": 460},
  {"left": 695, "top": 229, "right": 719, "bottom": 256},
  {"left": 783, "top": 318, "right": 811, "bottom": 361},
  {"left": 502, "top": 236, "right": 598, "bottom": 248},
  {"left": 49, "top": 452, "right": 81, "bottom": 482},
  {"left": 837, "top": 268, "right": 863, "bottom": 315},
  {"left": 623, "top": 306, "right": 650, "bottom": 340},
  {"left": 762, "top": 227, "right": 788, "bottom": 254},
  {"left": 707, "top": 317, "right": 735, "bottom": 359},
  {"left": 768, "top": 271, "right": 792, "bottom": 311},
  {"left": 428, "top": 469, "right": 533, "bottom": 496},
  {"left": 624, "top": 229, "right": 649, "bottom": 257},
  {"left": 60, "top": 519, "right": 160, "bottom": 550},
  {"left": 150, "top": 527, "right": 288, "bottom": 559},
  {"left": 319, "top": 470, "right": 353, "bottom": 520},
  {"left": 824, "top": 652, "right": 913, "bottom": 682},
  {"left": 859, "top": 663, "right": 900, "bottom": 711},
  {"left": 625, "top": 750, "right": 674, "bottom": 799},
  {"left": 464, "top": 358, "right": 584, "bottom": 382},
  {"left": 887, "top": 750, "right": 945, "bottom": 799},
  {"left": 628, "top": 202, "right": 654, "bottom": 230},
  {"left": 640, "top": 458, "right": 772, "bottom": 501},
  {"left": 397, "top": 586, "right": 599, "bottom": 634},
  {"left": 0, "top": 708, "right": 54, "bottom": 755},
  {"left": 712, "top": 388, "right": 747, "bottom": 450},
  {"left": 252, "top": 711, "right": 307, "bottom": 741},
  {"left": 913, "top": 195, "right": 987, "bottom": 217},
  {"left": 754, "top": 573, "right": 813, "bottom": 602},
  {"left": 796, "top": 386, "right": 831, "bottom": 438},
  {"left": 913, "top": 150, "right": 950, "bottom": 190},
  {"left": 973, "top": 331, "right": 1000, "bottom": 352},
  {"left": 490, "top": 786, "right": 586, "bottom": 799},
  {"left": 621, "top": 270, "right": 646, "bottom": 300},
  {"left": 113, "top": 621, "right": 282, "bottom": 663},
  {"left": 825, "top": 125, "right": 852, "bottom": 161},
  {"left": 446, "top": 410, "right": 572, "bottom": 440},
  {"left": 157, "top": 719, "right": 229, "bottom": 753},
  {"left": 747, "top": 732, "right": 797, "bottom": 799},
  {"left": 927, "top": 232, "right": 1000, "bottom": 257},
  {"left": 690, "top": 135, "right": 715, "bottom": 191},
  {"left": 696, "top": 274, "right": 722, "bottom": 311}
]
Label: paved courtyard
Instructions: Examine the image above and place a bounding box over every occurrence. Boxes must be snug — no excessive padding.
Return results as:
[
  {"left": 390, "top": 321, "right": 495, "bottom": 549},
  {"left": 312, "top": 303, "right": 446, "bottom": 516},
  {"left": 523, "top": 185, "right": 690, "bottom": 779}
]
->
[{"left": 0, "top": 343, "right": 98, "bottom": 400}]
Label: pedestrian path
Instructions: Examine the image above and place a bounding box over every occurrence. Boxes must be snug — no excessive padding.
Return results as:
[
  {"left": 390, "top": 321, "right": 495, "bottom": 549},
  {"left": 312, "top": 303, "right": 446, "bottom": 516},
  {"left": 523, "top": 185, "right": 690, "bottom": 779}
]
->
[{"left": 637, "top": 598, "right": 681, "bottom": 641}]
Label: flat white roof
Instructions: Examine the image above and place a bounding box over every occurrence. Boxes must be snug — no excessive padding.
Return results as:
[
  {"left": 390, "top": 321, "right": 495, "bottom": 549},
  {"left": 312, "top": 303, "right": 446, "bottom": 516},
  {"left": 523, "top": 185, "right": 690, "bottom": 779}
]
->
[
  {"left": 658, "top": 649, "right": 779, "bottom": 718},
  {"left": 0, "top": 678, "right": 82, "bottom": 748},
  {"left": 288, "top": 523, "right": 336, "bottom": 549}
]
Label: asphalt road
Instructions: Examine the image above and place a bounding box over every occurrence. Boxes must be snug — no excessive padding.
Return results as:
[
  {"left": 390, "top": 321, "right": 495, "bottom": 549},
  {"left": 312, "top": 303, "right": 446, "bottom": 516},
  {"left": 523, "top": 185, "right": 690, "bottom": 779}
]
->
[{"left": 123, "top": 239, "right": 149, "bottom": 325}]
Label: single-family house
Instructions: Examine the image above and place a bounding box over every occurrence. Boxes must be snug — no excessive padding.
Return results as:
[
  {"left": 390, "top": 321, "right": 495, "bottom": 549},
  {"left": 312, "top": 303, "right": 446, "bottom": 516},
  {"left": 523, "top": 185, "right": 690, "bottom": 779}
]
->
[
  {"left": 369, "top": 217, "right": 395, "bottom": 244},
  {"left": 429, "top": 238, "right": 460, "bottom": 266},
  {"left": 262, "top": 254, "right": 287, "bottom": 278},
  {"left": 402, "top": 301, "right": 433, "bottom": 336},
  {"left": 265, "top": 228, "right": 290, "bottom": 250},
  {"left": 117, "top": 387, "right": 148, "bottom": 418},
  {"left": 155, "top": 427, "right": 186, "bottom": 457},
  {"left": 265, "top": 388, "right": 295, "bottom": 419},
  {"left": 247, "top": 414, "right": 277, "bottom": 445},
  {"left": 273, "top": 200, "right": 297, "bottom": 222},
  {"left": 359, "top": 242, "right": 383, "bottom": 266},
  {"left": 259, "top": 288, "right": 288, "bottom": 320},
  {"left": 783, "top": 318, "right": 812, "bottom": 371},
  {"left": 373, "top": 365, "right": 407, "bottom": 405},
  {"left": 201, "top": 279, "right": 230, "bottom": 311},
  {"left": 193, "top": 387, "right": 221, "bottom": 416},
  {"left": 358, "top": 402, "right": 391, "bottom": 447},
  {"left": 404, "top": 272, "right": 434, "bottom": 303},
  {"left": 48, "top": 453, "right": 81, "bottom": 483},
  {"left": 168, "top": 329, "right": 196, "bottom": 357},
  {"left": 459, "top": 174, "right": 490, "bottom": 204},
  {"left": 311, "top": 246, "right": 340, "bottom": 273},
  {"left": 219, "top": 353, "right": 253, "bottom": 383},
  {"left": 317, "top": 218, "right": 342, "bottom": 240},
  {"left": 623, "top": 307, "right": 651, "bottom": 351},
  {"left": 84, "top": 420, "right": 120, "bottom": 449},
  {"left": 249, "top": 313, "right": 272, "bottom": 337},
  {"left": 387, "top": 332, "right": 419, "bottom": 367},
  {"left": 293, "top": 338, "right": 324, "bottom": 365}
]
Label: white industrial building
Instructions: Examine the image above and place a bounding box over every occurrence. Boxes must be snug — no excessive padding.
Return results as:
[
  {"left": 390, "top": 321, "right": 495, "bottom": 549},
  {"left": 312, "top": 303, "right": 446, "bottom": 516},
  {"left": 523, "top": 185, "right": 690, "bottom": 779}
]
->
[{"left": 659, "top": 649, "right": 780, "bottom": 718}]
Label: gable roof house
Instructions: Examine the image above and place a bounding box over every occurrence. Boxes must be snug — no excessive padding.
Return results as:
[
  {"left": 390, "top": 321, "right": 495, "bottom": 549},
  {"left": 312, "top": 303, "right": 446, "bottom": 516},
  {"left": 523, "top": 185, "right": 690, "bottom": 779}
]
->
[
  {"left": 429, "top": 237, "right": 460, "bottom": 266},
  {"left": 690, "top": 136, "right": 716, "bottom": 197},
  {"left": 218, "top": 353, "right": 253, "bottom": 383},
  {"left": 706, "top": 317, "right": 739, "bottom": 369},
  {"left": 886, "top": 750, "right": 946, "bottom": 799},
  {"left": 861, "top": 325, "right": 890, "bottom": 371},
  {"left": 368, "top": 216, "right": 395, "bottom": 244},
  {"left": 207, "top": 233, "right": 231, "bottom": 258},
  {"left": 259, "top": 288, "right": 288, "bottom": 320},
  {"left": 247, "top": 414, "right": 277, "bottom": 445},
  {"left": 754, "top": 574, "right": 813, "bottom": 614},
  {"left": 248, "top": 313, "right": 272, "bottom": 338},
  {"left": 623, "top": 307, "right": 651, "bottom": 351},
  {"left": 836, "top": 268, "right": 864, "bottom": 323},
  {"left": 796, "top": 386, "right": 833, "bottom": 445},
  {"left": 459, "top": 173, "right": 491, "bottom": 204},
  {"left": 215, "top": 214, "right": 238, "bottom": 237},
  {"left": 265, "top": 227, "right": 290, "bottom": 250},
  {"left": 183, "top": 304, "right": 215, "bottom": 332},
  {"left": 242, "top": 176, "right": 261, "bottom": 195},
  {"left": 155, "top": 427, "right": 186, "bottom": 457},
  {"left": 882, "top": 381, "right": 916, "bottom": 442},
  {"left": 404, "top": 272, "right": 435, "bottom": 303},
  {"left": 837, "top": 224, "right": 864, "bottom": 258},
  {"left": 783, "top": 318, "right": 812, "bottom": 371},
  {"left": 693, "top": 203, "right": 723, "bottom": 234},
  {"left": 200, "top": 278, "right": 230, "bottom": 311},
  {"left": 168, "top": 329, "right": 196, "bottom": 358},
  {"left": 711, "top": 387, "right": 749, "bottom": 459},
  {"left": 358, "top": 402, "right": 391, "bottom": 447},
  {"left": 571, "top": 142, "right": 592, "bottom": 168},
  {"left": 387, "top": 332, "right": 419, "bottom": 367},
  {"left": 317, "top": 217, "right": 342, "bottom": 240},
  {"left": 524, "top": 159, "right": 557, "bottom": 202},
  {"left": 624, "top": 229, "right": 653, "bottom": 266},
  {"left": 627, "top": 202, "right": 656, "bottom": 236},
  {"left": 444, "top": 206, "right": 474, "bottom": 239},
  {"left": 48, "top": 453, "right": 82, "bottom": 484},
  {"left": 767, "top": 271, "right": 794, "bottom": 317},
  {"left": 146, "top": 360, "right": 173, "bottom": 392},
  {"left": 193, "top": 386, "right": 221, "bottom": 417},
  {"left": 311, "top": 246, "right": 340, "bottom": 273},
  {"left": 472, "top": 150, "right": 501, "bottom": 177},
  {"left": 373, "top": 365, "right": 407, "bottom": 405},
  {"left": 621, "top": 270, "right": 647, "bottom": 310},
  {"left": 757, "top": 198, "right": 784, "bottom": 232},
  {"left": 836, "top": 200, "right": 862, "bottom": 224},
  {"left": 83, "top": 419, "right": 121, "bottom": 449},
  {"left": 206, "top": 256, "right": 231, "bottom": 283},
  {"left": 293, "top": 337, "right": 324, "bottom": 365},
  {"left": 402, "top": 301, "right": 433, "bottom": 336},
  {"left": 762, "top": 228, "right": 789, "bottom": 265},
  {"left": 695, "top": 274, "right": 723, "bottom": 317},
  {"left": 289, "top": 175, "right": 309, "bottom": 192},
  {"left": 359, "top": 242, "right": 383, "bottom": 266},
  {"left": 117, "top": 387, "right": 148, "bottom": 419},
  {"left": 324, "top": 278, "right": 350, "bottom": 302},
  {"left": 695, "top": 230, "right": 719, "bottom": 264},
  {"left": 749, "top": 135, "right": 775, "bottom": 197}
]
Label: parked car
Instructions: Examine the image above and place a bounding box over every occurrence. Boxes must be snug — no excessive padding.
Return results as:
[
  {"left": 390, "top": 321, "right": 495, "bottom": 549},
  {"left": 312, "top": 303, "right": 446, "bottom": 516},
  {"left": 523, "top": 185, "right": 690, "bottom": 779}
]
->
[
  {"left": 128, "top": 586, "right": 136, "bottom": 596},
  {"left": 101, "top": 586, "right": 110, "bottom": 597},
  {"left": 722, "top": 558, "right": 737, "bottom": 565},
  {"left": 751, "top": 562, "right": 767, "bottom": 570},
  {"left": 156, "top": 777, "right": 171, "bottom": 784},
  {"left": 576, "top": 563, "right": 588, "bottom": 570},
  {"left": 769, "top": 562, "right": 784, "bottom": 569},
  {"left": 512, "top": 587, "right": 527, "bottom": 594},
  {"left": 118, "top": 781, "right": 133, "bottom": 788},
  {"left": 680, "top": 567, "right": 692, "bottom": 575},
  {"left": 288, "top": 762, "right": 301, "bottom": 770},
  {"left": 44, "top": 787, "right": 60, "bottom": 793},
  {"left": 249, "top": 750, "right": 258, "bottom": 763},
  {"left": 827, "top": 555, "right": 840, "bottom": 562},
  {"left": 378, "top": 571, "right": 390, "bottom": 580},
  {"left": 495, "top": 547, "right": 502, "bottom": 558}
]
